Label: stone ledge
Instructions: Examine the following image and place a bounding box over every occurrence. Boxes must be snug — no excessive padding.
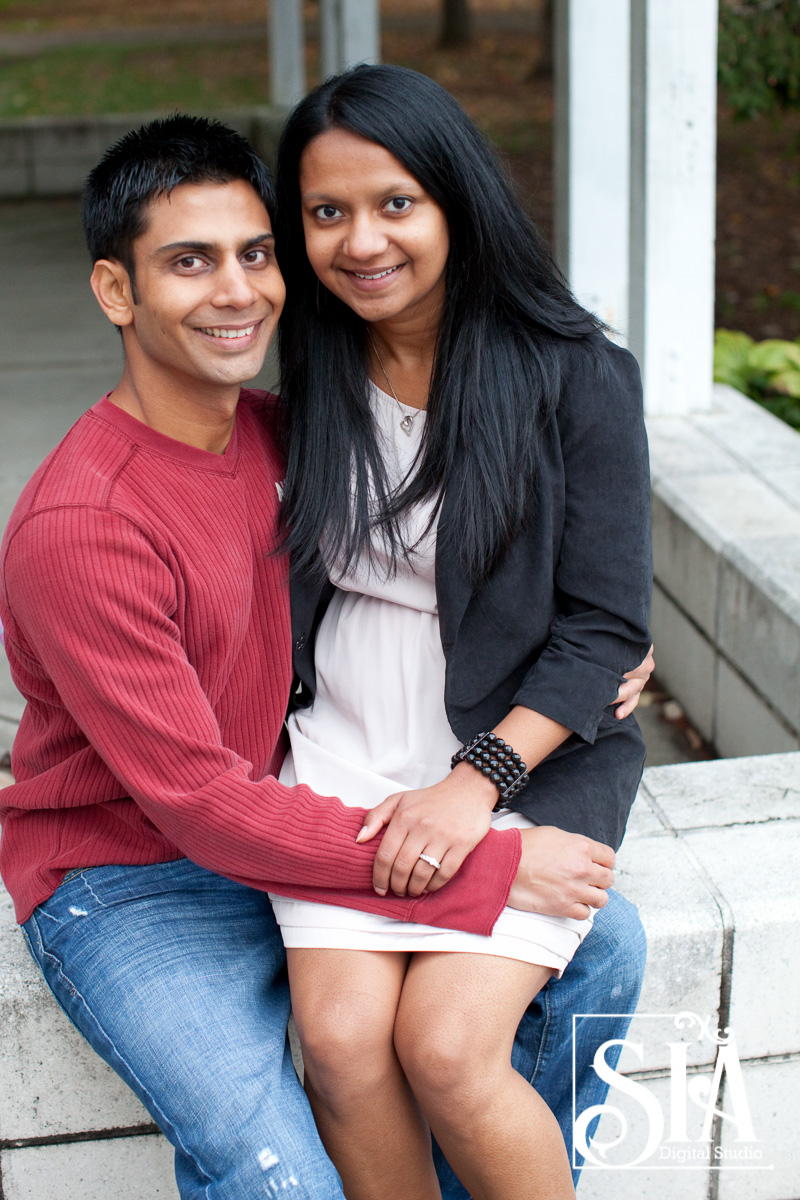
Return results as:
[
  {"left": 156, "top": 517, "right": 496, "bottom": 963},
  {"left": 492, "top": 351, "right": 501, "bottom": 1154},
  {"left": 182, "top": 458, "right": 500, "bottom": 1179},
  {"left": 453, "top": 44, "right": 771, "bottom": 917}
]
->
[
  {"left": 578, "top": 1055, "right": 799, "bottom": 1200},
  {"left": 637, "top": 754, "right": 800, "bottom": 1061},
  {"left": 0, "top": 886, "right": 154, "bottom": 1143},
  {"left": 1, "top": 1133, "right": 176, "bottom": 1200},
  {"left": 0, "top": 108, "right": 287, "bottom": 200},
  {"left": 648, "top": 384, "right": 800, "bottom": 752},
  {"left": 581, "top": 752, "right": 800, "bottom": 1200},
  {"left": 1, "top": 752, "right": 798, "bottom": 1198}
]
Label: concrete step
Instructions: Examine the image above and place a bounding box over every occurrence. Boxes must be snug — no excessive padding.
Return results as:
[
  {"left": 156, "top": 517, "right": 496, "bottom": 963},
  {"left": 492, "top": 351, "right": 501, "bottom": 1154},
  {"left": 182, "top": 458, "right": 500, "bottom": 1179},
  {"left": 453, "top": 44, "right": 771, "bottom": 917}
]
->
[
  {"left": 1, "top": 752, "right": 798, "bottom": 1198},
  {"left": 578, "top": 751, "right": 800, "bottom": 1200}
]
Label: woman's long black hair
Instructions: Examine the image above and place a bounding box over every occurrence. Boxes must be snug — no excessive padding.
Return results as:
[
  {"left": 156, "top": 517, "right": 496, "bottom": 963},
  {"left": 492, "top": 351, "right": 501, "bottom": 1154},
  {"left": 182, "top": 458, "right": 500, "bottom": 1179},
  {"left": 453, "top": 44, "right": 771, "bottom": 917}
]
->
[{"left": 276, "top": 64, "right": 603, "bottom": 586}]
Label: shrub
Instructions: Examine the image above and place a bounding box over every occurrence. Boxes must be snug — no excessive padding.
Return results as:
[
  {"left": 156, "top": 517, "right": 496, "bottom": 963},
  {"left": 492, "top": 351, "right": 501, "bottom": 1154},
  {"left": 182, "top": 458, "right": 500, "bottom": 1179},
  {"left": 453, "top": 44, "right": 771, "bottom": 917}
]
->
[
  {"left": 718, "top": 0, "right": 800, "bottom": 119},
  {"left": 714, "top": 329, "right": 800, "bottom": 429}
]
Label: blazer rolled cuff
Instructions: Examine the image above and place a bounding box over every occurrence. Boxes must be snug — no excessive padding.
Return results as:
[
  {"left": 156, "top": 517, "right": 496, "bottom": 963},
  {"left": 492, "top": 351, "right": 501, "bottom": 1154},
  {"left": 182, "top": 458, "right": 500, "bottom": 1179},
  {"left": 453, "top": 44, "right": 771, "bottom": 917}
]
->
[{"left": 511, "top": 647, "right": 627, "bottom": 744}]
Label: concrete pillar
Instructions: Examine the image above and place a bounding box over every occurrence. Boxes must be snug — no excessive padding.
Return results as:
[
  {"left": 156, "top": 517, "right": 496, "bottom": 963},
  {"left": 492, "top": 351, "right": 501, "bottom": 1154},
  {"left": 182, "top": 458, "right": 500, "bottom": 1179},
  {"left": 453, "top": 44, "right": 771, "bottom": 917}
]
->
[
  {"left": 629, "top": 0, "right": 719, "bottom": 415},
  {"left": 320, "top": 0, "right": 380, "bottom": 78},
  {"left": 270, "top": 0, "right": 305, "bottom": 108},
  {"left": 554, "top": 0, "right": 631, "bottom": 339}
]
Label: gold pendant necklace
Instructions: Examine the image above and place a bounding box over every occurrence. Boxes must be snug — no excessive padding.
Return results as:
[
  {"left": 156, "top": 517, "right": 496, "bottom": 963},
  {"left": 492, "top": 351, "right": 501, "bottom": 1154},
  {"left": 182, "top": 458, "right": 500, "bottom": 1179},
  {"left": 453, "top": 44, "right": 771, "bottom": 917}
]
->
[{"left": 368, "top": 331, "right": 418, "bottom": 436}]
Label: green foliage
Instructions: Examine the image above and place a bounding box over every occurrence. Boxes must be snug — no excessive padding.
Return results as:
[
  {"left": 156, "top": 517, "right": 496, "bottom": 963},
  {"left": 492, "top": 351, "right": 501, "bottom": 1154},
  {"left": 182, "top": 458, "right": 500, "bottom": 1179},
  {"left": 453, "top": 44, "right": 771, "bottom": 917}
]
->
[
  {"left": 714, "top": 329, "right": 800, "bottom": 429},
  {"left": 0, "top": 0, "right": 51, "bottom": 11},
  {"left": 718, "top": 0, "right": 800, "bottom": 118},
  {"left": 0, "top": 41, "right": 271, "bottom": 120}
]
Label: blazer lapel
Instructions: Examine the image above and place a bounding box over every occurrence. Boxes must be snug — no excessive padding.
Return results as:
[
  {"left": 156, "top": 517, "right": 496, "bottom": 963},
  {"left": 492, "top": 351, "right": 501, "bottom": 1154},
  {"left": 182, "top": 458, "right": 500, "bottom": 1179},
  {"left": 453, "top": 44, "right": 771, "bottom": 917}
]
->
[{"left": 435, "top": 471, "right": 473, "bottom": 657}]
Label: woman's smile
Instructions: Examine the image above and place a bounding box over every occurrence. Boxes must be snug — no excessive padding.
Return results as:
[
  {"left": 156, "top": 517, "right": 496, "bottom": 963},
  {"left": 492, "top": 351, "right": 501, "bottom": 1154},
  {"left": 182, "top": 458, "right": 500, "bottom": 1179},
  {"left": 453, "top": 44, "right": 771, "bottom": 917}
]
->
[
  {"left": 352, "top": 265, "right": 402, "bottom": 279},
  {"left": 342, "top": 262, "right": 406, "bottom": 291}
]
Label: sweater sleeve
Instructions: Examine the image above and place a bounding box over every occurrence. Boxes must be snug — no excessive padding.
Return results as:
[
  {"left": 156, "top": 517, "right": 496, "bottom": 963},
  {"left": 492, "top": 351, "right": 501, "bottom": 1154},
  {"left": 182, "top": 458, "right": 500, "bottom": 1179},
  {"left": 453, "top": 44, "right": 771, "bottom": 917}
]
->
[
  {"left": 3, "top": 508, "right": 519, "bottom": 936},
  {"left": 511, "top": 340, "right": 653, "bottom": 742}
]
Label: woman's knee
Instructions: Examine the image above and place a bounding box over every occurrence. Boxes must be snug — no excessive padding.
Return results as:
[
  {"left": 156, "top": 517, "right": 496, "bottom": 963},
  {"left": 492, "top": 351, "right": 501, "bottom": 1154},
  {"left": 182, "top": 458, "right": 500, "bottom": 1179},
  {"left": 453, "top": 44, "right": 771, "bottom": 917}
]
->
[
  {"left": 394, "top": 1008, "right": 501, "bottom": 1113},
  {"left": 295, "top": 994, "right": 396, "bottom": 1101}
]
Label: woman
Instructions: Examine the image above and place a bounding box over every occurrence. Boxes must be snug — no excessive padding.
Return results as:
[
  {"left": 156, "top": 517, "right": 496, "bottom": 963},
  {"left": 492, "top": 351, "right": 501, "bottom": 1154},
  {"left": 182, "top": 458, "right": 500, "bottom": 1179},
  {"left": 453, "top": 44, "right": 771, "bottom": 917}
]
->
[{"left": 269, "top": 65, "right": 652, "bottom": 1200}]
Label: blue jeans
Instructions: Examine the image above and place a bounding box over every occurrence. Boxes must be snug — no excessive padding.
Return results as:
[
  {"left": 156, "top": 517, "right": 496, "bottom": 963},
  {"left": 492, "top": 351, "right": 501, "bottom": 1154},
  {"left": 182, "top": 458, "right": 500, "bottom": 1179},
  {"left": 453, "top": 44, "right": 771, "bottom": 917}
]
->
[{"left": 23, "top": 861, "right": 645, "bottom": 1199}]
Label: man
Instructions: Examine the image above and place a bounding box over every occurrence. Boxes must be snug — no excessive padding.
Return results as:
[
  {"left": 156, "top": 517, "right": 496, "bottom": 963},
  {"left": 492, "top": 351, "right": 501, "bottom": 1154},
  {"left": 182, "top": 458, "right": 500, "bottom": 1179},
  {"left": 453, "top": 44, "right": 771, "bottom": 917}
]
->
[{"left": 0, "top": 116, "right": 646, "bottom": 1198}]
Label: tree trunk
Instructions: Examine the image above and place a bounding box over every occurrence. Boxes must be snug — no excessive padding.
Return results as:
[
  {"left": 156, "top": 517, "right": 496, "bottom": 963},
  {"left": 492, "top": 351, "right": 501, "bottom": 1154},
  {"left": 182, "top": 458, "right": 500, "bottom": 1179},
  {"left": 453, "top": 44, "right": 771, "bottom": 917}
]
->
[
  {"left": 439, "top": 0, "right": 472, "bottom": 48},
  {"left": 535, "top": 0, "right": 554, "bottom": 78}
]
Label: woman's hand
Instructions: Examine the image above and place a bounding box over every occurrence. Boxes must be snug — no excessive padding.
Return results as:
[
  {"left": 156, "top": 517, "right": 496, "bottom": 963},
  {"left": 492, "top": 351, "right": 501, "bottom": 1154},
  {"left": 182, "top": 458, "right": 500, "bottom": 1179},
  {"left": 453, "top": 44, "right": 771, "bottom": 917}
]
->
[
  {"left": 356, "top": 765, "right": 497, "bottom": 898},
  {"left": 614, "top": 644, "right": 655, "bottom": 719}
]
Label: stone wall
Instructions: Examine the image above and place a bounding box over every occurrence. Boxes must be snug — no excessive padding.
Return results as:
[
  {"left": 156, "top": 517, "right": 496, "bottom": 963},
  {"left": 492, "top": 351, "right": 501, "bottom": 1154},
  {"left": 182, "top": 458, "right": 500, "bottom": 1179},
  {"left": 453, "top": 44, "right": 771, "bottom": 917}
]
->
[
  {"left": 647, "top": 383, "right": 800, "bottom": 757},
  {"left": 0, "top": 109, "right": 285, "bottom": 199}
]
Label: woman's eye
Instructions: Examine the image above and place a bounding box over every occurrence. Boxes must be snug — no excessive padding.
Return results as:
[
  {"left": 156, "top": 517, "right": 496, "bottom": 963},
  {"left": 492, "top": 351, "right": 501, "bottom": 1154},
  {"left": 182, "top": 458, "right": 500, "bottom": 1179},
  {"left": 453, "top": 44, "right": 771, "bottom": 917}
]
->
[
  {"left": 385, "top": 197, "right": 412, "bottom": 214},
  {"left": 315, "top": 204, "right": 342, "bottom": 221}
]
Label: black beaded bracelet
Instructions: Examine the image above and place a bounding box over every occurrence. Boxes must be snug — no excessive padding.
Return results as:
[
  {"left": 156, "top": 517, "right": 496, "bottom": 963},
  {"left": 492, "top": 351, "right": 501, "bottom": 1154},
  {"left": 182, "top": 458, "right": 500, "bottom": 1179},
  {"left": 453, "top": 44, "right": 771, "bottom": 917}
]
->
[{"left": 450, "top": 731, "right": 530, "bottom": 813}]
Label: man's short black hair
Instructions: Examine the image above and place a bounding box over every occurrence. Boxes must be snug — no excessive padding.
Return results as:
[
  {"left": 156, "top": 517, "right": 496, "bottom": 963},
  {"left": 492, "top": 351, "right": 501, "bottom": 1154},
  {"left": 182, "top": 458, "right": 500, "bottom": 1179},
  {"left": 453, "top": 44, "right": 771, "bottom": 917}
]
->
[{"left": 82, "top": 113, "right": 276, "bottom": 283}]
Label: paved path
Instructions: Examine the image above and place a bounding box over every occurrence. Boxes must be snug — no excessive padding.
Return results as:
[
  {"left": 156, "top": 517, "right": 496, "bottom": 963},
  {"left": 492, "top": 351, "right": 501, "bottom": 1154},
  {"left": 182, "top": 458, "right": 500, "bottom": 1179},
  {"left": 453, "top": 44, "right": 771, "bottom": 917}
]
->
[
  {"left": 0, "top": 10, "right": 542, "bottom": 57},
  {"left": 0, "top": 23, "right": 277, "bottom": 55}
]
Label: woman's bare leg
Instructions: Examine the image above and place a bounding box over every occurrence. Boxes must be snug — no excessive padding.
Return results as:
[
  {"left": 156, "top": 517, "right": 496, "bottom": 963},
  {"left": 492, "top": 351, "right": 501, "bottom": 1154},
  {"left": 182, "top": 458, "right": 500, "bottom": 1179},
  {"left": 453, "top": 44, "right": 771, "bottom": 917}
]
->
[
  {"left": 394, "top": 952, "right": 575, "bottom": 1200},
  {"left": 287, "top": 948, "right": 441, "bottom": 1200}
]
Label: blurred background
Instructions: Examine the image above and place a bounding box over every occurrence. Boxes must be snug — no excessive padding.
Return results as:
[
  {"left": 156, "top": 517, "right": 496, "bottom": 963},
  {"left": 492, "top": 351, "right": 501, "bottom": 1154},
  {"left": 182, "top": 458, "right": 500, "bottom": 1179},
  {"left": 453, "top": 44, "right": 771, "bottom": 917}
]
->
[{"left": 2, "top": 0, "right": 800, "bottom": 357}]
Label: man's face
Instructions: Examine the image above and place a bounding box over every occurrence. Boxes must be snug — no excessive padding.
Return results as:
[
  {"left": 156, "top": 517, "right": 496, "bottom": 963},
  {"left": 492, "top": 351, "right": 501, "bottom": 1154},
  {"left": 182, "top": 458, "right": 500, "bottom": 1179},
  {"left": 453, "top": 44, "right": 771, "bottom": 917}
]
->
[{"left": 120, "top": 180, "right": 285, "bottom": 393}]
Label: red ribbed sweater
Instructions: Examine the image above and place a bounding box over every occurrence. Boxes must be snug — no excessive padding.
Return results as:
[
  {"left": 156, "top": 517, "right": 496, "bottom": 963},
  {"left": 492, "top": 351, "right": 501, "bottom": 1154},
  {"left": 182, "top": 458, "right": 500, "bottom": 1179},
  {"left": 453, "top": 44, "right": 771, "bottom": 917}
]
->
[{"left": 0, "top": 392, "right": 520, "bottom": 927}]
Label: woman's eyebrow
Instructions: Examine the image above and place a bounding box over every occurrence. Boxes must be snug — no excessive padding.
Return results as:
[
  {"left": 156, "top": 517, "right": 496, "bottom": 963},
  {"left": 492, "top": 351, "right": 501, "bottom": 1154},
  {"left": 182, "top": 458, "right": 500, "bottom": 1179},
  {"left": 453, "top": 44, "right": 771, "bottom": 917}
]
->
[{"left": 302, "top": 183, "right": 417, "bottom": 203}]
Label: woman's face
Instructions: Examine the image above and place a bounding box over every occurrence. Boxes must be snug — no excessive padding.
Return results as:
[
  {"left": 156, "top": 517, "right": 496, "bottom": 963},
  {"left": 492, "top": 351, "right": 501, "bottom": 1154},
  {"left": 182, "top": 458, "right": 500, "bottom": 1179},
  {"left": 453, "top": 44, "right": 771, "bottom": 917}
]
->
[{"left": 298, "top": 128, "right": 450, "bottom": 331}]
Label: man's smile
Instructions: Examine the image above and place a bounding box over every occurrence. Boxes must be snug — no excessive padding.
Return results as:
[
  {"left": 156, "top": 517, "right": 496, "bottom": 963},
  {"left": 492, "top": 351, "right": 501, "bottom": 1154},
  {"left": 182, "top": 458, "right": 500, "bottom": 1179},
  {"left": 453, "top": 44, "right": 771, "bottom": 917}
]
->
[{"left": 195, "top": 320, "right": 263, "bottom": 343}]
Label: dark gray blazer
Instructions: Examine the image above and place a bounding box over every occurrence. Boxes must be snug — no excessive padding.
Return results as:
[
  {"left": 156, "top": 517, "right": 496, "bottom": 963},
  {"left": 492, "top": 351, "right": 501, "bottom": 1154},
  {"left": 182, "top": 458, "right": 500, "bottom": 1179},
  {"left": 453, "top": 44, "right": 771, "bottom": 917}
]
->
[{"left": 290, "top": 334, "right": 652, "bottom": 851}]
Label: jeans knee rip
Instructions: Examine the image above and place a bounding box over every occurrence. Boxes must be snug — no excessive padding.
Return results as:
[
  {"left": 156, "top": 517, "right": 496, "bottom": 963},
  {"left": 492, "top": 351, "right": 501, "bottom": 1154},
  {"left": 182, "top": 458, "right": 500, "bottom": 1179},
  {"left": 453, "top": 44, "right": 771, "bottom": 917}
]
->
[{"left": 258, "top": 1147, "right": 301, "bottom": 1191}]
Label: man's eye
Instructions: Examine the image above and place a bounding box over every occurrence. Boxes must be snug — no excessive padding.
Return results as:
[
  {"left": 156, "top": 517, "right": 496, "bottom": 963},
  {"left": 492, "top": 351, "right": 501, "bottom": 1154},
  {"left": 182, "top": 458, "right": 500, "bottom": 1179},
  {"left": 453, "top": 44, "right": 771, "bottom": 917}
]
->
[
  {"left": 177, "top": 255, "right": 203, "bottom": 270},
  {"left": 242, "top": 248, "right": 269, "bottom": 265}
]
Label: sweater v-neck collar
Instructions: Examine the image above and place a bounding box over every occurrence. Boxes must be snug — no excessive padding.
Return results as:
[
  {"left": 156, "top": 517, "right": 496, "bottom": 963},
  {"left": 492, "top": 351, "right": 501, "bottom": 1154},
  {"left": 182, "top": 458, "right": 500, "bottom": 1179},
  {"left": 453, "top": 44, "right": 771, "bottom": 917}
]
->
[{"left": 92, "top": 394, "right": 242, "bottom": 474}]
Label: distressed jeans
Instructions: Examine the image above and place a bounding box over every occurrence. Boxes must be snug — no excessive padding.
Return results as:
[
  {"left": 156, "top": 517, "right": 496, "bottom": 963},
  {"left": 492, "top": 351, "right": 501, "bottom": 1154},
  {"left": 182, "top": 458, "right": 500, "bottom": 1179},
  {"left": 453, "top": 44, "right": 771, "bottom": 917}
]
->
[{"left": 23, "top": 861, "right": 645, "bottom": 1199}]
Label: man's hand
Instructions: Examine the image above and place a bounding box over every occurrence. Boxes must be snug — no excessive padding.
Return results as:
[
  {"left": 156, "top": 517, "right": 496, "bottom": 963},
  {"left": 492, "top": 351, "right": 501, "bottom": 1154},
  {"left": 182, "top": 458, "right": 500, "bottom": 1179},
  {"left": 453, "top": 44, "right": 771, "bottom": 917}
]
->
[
  {"left": 355, "top": 766, "right": 496, "bottom": 898},
  {"left": 614, "top": 644, "right": 655, "bottom": 719},
  {"left": 507, "top": 826, "right": 615, "bottom": 919}
]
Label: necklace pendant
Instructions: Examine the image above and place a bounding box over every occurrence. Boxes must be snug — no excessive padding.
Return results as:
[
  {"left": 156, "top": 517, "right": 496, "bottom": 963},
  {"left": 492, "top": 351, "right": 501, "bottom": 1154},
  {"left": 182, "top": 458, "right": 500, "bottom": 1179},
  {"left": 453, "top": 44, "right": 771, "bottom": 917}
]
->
[{"left": 400, "top": 413, "right": 415, "bottom": 435}]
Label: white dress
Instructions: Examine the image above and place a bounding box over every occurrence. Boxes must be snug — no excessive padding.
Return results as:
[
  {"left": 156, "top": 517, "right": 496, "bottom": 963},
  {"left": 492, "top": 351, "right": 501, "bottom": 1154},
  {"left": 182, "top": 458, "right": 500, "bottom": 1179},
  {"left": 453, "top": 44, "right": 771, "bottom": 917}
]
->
[{"left": 270, "top": 383, "right": 593, "bottom": 975}]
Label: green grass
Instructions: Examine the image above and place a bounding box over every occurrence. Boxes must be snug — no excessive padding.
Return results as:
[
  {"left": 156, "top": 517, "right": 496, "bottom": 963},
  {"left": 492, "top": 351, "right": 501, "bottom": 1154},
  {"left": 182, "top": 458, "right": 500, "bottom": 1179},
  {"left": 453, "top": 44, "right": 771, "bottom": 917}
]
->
[
  {"left": 0, "top": 0, "right": 57, "bottom": 32},
  {"left": 0, "top": 40, "right": 276, "bottom": 119},
  {"left": 0, "top": 0, "right": 51, "bottom": 12}
]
